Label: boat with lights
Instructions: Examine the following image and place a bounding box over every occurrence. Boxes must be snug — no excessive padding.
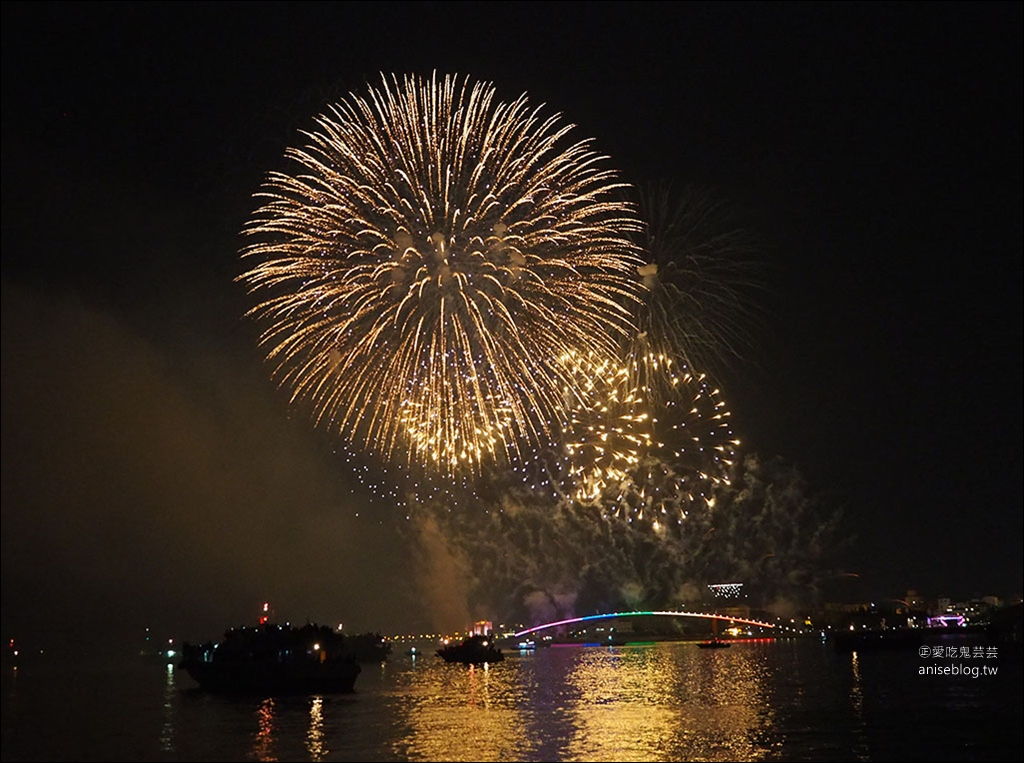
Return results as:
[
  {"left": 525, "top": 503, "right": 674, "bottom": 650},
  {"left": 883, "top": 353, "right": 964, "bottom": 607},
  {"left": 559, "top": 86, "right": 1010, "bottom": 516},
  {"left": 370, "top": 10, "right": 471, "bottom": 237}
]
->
[
  {"left": 179, "top": 622, "right": 362, "bottom": 694},
  {"left": 437, "top": 634, "right": 504, "bottom": 665}
]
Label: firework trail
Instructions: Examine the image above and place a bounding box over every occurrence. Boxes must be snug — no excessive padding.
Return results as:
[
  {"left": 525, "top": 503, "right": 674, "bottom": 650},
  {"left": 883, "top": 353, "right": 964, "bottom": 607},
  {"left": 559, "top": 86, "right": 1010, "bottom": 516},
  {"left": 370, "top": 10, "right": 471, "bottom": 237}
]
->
[
  {"left": 633, "top": 183, "right": 764, "bottom": 389},
  {"left": 407, "top": 454, "right": 845, "bottom": 628},
  {"left": 240, "top": 73, "right": 643, "bottom": 475}
]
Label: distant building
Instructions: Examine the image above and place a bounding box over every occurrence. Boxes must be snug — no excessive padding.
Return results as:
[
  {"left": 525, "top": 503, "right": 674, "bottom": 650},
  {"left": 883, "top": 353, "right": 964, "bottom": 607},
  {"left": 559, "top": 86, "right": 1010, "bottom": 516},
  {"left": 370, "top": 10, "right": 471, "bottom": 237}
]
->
[
  {"left": 906, "top": 590, "right": 926, "bottom": 609},
  {"left": 719, "top": 605, "right": 752, "bottom": 620},
  {"left": 470, "top": 620, "right": 493, "bottom": 636}
]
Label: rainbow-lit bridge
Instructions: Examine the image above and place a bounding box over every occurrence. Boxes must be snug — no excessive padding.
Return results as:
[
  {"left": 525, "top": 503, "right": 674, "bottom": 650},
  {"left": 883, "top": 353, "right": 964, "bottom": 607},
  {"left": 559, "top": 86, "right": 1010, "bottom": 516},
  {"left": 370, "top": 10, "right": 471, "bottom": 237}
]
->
[{"left": 513, "top": 610, "right": 775, "bottom": 638}]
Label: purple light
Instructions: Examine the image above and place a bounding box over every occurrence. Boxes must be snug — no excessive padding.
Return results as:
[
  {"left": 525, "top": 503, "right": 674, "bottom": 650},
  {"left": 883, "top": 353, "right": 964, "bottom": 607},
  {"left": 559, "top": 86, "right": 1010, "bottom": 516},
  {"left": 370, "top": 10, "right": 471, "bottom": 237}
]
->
[{"left": 926, "top": 614, "right": 966, "bottom": 627}]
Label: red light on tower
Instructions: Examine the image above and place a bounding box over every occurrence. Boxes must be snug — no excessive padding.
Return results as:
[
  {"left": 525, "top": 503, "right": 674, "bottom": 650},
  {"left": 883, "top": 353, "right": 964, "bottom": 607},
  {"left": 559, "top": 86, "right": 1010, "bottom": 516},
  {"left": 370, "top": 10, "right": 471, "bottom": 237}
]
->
[{"left": 259, "top": 601, "right": 270, "bottom": 625}]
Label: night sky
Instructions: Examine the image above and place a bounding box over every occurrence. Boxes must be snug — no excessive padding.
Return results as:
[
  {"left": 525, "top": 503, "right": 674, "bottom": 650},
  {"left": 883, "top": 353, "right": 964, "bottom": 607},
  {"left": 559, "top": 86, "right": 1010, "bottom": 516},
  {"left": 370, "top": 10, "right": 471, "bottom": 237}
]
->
[{"left": 2, "top": 2, "right": 1021, "bottom": 650}]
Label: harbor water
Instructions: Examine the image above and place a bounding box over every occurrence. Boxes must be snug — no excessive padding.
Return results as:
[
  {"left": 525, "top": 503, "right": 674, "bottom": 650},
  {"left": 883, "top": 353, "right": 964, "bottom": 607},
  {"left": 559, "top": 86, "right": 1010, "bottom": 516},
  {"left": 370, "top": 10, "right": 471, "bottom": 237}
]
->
[{"left": 2, "top": 638, "right": 1020, "bottom": 761}]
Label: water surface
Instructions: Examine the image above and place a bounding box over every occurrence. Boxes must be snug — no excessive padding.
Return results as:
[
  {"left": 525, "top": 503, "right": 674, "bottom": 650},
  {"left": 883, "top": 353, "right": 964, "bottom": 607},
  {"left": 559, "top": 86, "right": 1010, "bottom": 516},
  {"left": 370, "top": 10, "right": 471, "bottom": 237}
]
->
[{"left": 3, "top": 639, "right": 1020, "bottom": 761}]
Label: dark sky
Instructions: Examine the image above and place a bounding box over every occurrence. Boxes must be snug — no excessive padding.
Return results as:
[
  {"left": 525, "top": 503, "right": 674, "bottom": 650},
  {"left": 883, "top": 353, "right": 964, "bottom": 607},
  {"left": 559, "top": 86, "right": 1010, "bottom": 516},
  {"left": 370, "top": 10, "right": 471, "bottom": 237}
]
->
[{"left": 2, "top": 2, "right": 1021, "bottom": 650}]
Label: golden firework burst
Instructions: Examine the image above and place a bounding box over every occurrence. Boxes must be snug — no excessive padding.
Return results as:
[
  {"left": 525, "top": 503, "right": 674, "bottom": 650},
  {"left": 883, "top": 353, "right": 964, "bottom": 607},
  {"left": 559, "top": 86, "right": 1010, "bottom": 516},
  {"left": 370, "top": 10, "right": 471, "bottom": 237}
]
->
[
  {"left": 555, "top": 348, "right": 739, "bottom": 525},
  {"left": 239, "top": 73, "right": 644, "bottom": 475}
]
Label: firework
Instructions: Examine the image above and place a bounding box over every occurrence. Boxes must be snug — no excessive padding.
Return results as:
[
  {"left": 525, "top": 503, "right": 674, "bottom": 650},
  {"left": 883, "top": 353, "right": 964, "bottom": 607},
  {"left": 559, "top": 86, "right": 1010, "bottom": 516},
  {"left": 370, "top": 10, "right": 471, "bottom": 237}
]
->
[
  {"left": 537, "top": 348, "right": 738, "bottom": 526},
  {"left": 239, "top": 73, "right": 644, "bottom": 474},
  {"left": 555, "top": 348, "right": 654, "bottom": 503},
  {"left": 408, "top": 452, "right": 845, "bottom": 627},
  {"left": 634, "top": 183, "right": 764, "bottom": 388}
]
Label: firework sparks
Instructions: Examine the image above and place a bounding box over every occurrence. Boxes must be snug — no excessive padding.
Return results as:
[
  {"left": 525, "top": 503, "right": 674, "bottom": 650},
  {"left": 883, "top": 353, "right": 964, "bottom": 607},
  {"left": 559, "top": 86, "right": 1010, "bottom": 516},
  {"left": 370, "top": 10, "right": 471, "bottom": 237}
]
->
[
  {"left": 634, "top": 183, "right": 764, "bottom": 388},
  {"left": 541, "top": 347, "right": 738, "bottom": 526},
  {"left": 408, "top": 451, "right": 845, "bottom": 627},
  {"left": 557, "top": 348, "right": 654, "bottom": 503},
  {"left": 239, "top": 73, "right": 644, "bottom": 474}
]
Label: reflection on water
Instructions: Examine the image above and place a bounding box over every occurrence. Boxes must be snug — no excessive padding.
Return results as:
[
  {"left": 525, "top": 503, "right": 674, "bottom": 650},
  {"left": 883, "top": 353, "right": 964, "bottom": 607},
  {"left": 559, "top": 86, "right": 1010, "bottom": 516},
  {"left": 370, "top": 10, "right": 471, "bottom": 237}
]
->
[
  {"left": 562, "top": 644, "right": 776, "bottom": 761},
  {"left": 381, "top": 642, "right": 781, "bottom": 761},
  {"left": 306, "top": 696, "right": 327, "bottom": 761},
  {"left": 250, "top": 697, "right": 276, "bottom": 762},
  {"left": 1, "top": 640, "right": 1020, "bottom": 761},
  {"left": 389, "top": 660, "right": 531, "bottom": 761},
  {"left": 160, "top": 663, "right": 176, "bottom": 754},
  {"left": 848, "top": 651, "right": 869, "bottom": 761}
]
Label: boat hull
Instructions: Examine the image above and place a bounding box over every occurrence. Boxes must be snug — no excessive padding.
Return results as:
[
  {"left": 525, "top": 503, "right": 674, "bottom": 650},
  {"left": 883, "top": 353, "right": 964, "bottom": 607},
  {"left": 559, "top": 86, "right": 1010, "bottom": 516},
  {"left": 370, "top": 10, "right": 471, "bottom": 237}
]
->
[
  {"left": 181, "top": 658, "right": 361, "bottom": 694},
  {"left": 436, "top": 635, "right": 504, "bottom": 665},
  {"left": 697, "top": 640, "right": 732, "bottom": 649}
]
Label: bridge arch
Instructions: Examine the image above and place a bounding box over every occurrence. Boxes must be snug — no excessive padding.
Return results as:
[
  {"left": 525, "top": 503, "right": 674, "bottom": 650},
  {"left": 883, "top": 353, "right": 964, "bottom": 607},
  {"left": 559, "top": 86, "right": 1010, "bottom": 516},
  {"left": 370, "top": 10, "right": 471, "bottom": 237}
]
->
[{"left": 513, "top": 610, "right": 775, "bottom": 638}]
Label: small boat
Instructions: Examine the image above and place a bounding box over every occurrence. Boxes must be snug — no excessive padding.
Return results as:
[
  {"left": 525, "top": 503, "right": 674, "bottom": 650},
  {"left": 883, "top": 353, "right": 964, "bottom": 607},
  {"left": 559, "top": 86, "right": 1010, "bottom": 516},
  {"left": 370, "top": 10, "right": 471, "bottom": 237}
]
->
[
  {"left": 697, "top": 639, "right": 731, "bottom": 649},
  {"left": 139, "top": 647, "right": 178, "bottom": 666},
  {"left": 698, "top": 619, "right": 732, "bottom": 649},
  {"left": 179, "top": 622, "right": 361, "bottom": 694},
  {"left": 437, "top": 634, "right": 504, "bottom": 665}
]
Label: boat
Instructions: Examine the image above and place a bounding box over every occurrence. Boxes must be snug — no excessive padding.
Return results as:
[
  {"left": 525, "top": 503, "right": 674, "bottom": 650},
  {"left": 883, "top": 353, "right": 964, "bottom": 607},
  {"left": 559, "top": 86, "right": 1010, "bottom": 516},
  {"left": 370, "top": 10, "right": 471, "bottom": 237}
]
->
[
  {"left": 178, "top": 622, "right": 361, "bottom": 694},
  {"left": 139, "top": 647, "right": 178, "bottom": 666},
  {"left": 697, "top": 639, "right": 732, "bottom": 649},
  {"left": 437, "top": 634, "right": 504, "bottom": 665},
  {"left": 697, "top": 619, "right": 732, "bottom": 648}
]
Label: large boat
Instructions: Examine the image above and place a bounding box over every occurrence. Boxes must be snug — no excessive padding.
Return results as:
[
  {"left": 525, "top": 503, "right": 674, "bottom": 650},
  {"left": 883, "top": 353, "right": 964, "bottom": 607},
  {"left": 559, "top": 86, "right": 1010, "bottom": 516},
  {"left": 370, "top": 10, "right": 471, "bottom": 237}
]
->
[
  {"left": 179, "top": 622, "right": 362, "bottom": 694},
  {"left": 437, "top": 634, "right": 504, "bottom": 665}
]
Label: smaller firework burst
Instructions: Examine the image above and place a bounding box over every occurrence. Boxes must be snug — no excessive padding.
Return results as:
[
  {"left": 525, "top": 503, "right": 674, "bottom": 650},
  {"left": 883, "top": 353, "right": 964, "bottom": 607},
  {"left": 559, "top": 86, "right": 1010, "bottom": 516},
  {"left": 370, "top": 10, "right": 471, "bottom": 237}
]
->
[
  {"left": 546, "top": 347, "right": 738, "bottom": 529},
  {"left": 559, "top": 348, "right": 653, "bottom": 503}
]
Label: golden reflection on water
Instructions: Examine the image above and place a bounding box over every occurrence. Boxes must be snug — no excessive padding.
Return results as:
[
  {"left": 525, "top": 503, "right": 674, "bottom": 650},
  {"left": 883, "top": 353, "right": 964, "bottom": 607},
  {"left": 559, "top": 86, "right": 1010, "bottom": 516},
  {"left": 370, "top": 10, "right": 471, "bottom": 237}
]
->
[
  {"left": 249, "top": 697, "right": 277, "bottom": 762},
  {"left": 387, "top": 642, "right": 779, "bottom": 762},
  {"left": 562, "top": 644, "right": 776, "bottom": 761},
  {"left": 305, "top": 696, "right": 327, "bottom": 761},
  {"left": 390, "top": 660, "right": 532, "bottom": 761}
]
